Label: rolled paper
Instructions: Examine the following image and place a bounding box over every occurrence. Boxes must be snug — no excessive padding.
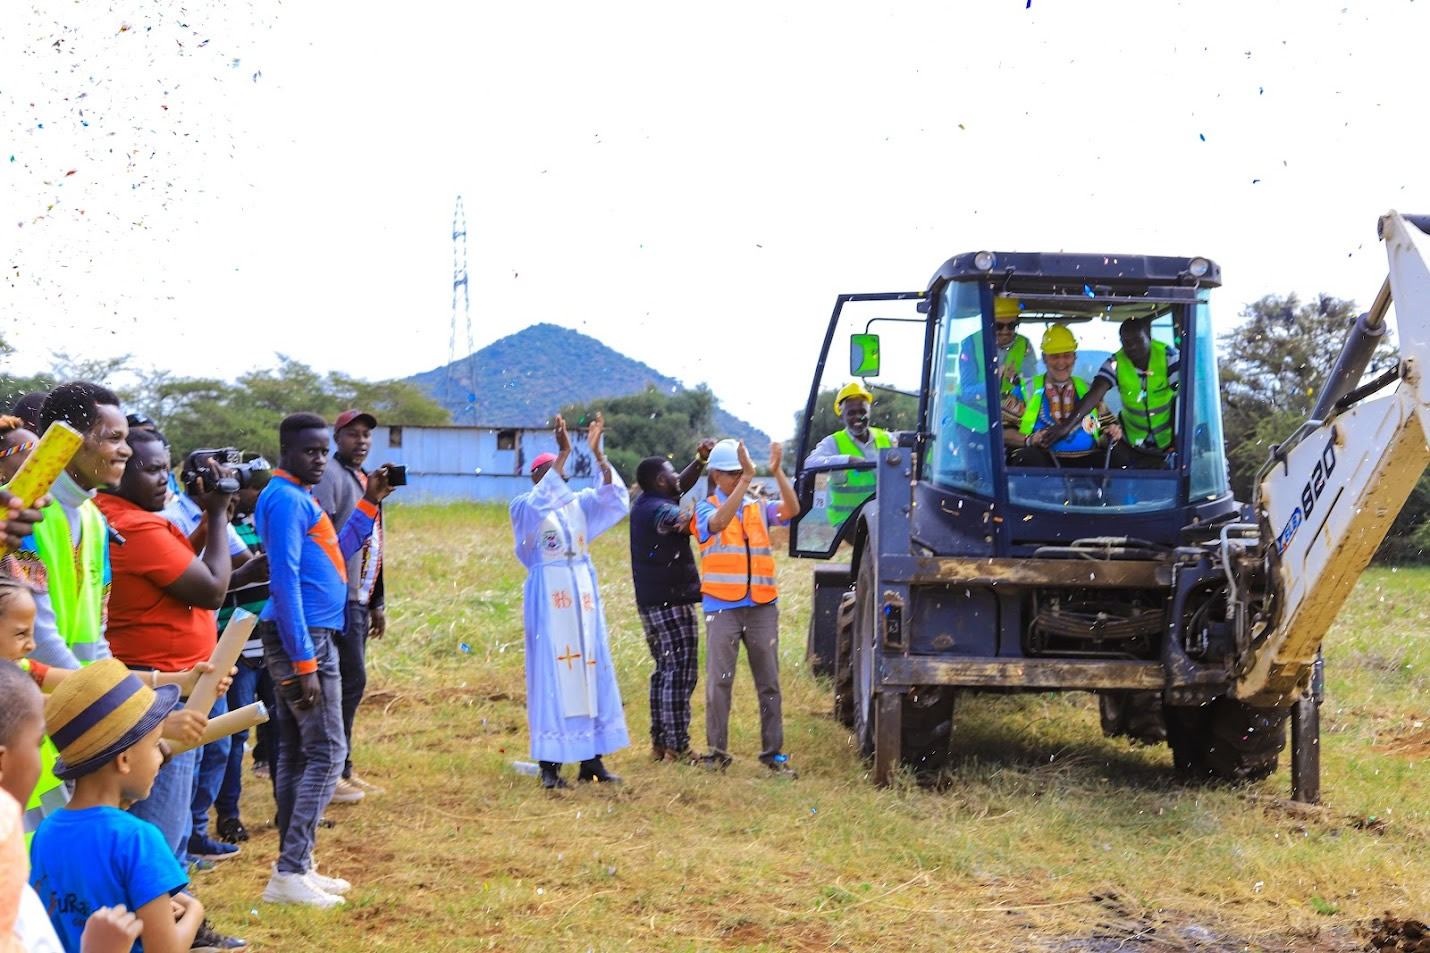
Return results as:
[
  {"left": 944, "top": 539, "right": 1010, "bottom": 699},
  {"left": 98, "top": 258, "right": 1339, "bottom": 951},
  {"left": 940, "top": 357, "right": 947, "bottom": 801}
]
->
[
  {"left": 1, "top": 421, "right": 83, "bottom": 555},
  {"left": 168, "top": 701, "right": 269, "bottom": 756},
  {"left": 185, "top": 608, "right": 257, "bottom": 713}
]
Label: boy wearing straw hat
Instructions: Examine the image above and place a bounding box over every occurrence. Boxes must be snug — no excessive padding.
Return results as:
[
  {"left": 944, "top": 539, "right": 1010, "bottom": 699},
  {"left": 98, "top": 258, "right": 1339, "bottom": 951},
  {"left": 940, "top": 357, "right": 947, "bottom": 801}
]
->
[{"left": 27, "top": 658, "right": 209, "bottom": 953}]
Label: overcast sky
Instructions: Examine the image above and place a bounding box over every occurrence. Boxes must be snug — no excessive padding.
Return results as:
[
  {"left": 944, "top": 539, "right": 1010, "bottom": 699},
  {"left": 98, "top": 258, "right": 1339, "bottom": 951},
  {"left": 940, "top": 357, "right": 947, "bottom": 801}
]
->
[{"left": 4, "top": 0, "right": 1426, "bottom": 438}]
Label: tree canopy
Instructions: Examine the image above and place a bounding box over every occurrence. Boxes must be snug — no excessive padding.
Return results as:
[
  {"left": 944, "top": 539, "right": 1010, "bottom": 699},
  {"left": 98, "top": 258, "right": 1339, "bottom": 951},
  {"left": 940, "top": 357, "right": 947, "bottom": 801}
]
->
[
  {"left": 560, "top": 384, "right": 717, "bottom": 481},
  {"left": 0, "top": 350, "right": 449, "bottom": 463}
]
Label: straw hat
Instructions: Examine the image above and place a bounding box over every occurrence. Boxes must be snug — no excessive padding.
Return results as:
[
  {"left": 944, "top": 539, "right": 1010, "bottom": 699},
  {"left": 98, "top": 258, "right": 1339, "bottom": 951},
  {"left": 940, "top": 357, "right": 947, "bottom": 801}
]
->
[{"left": 44, "top": 658, "right": 180, "bottom": 781}]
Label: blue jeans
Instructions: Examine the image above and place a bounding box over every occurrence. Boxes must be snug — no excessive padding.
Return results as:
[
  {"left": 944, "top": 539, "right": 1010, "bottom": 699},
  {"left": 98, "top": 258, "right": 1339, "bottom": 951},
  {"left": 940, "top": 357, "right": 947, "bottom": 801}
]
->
[
  {"left": 189, "top": 694, "right": 230, "bottom": 842},
  {"left": 215, "top": 659, "right": 261, "bottom": 818},
  {"left": 261, "top": 623, "right": 347, "bottom": 875},
  {"left": 128, "top": 747, "right": 199, "bottom": 866}
]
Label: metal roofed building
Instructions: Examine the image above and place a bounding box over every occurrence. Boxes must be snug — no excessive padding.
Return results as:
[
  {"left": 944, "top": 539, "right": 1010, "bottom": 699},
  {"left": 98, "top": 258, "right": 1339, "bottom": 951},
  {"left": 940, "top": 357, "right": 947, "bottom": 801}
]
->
[{"left": 367, "top": 424, "right": 604, "bottom": 502}]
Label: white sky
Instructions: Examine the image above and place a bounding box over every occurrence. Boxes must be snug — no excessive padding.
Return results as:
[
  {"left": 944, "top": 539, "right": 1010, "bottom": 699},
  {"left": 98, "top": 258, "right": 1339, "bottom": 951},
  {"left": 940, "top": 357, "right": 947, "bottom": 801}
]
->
[{"left": 3, "top": 0, "right": 1426, "bottom": 439}]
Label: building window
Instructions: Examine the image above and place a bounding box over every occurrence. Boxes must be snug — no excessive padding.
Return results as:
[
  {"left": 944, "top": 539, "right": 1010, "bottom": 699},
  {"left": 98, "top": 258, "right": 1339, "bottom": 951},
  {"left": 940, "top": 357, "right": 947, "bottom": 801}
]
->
[
  {"left": 497, "top": 429, "right": 516, "bottom": 450},
  {"left": 388, "top": 426, "right": 402, "bottom": 448}
]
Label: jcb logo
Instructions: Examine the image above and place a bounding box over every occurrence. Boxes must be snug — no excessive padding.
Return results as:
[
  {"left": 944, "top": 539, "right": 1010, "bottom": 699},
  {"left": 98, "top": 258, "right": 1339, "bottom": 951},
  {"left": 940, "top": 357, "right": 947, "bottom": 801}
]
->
[{"left": 1276, "top": 441, "right": 1337, "bottom": 554}]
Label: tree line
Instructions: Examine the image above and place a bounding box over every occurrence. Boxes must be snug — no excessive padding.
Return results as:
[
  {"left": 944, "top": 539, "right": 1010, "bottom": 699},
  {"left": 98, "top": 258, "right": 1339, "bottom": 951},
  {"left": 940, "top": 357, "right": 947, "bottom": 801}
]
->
[{"left": 0, "top": 346, "right": 449, "bottom": 463}]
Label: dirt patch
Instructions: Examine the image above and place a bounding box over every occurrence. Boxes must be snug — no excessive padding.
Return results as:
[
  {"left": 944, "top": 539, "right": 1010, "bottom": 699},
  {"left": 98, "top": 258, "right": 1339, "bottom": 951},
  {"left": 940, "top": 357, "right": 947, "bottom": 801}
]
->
[
  {"left": 1369, "top": 914, "right": 1430, "bottom": 952},
  {"left": 1041, "top": 893, "right": 1364, "bottom": 953}
]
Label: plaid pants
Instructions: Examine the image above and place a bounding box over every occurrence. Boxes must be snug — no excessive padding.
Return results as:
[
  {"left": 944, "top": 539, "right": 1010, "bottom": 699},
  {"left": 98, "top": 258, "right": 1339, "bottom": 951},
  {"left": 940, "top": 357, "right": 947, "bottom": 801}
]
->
[{"left": 638, "top": 602, "right": 700, "bottom": 752}]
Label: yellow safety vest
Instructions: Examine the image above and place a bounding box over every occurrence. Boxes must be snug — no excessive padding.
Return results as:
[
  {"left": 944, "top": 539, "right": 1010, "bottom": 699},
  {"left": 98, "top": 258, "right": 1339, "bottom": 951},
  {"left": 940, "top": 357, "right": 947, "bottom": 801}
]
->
[
  {"left": 17, "top": 660, "right": 68, "bottom": 849},
  {"left": 827, "top": 428, "right": 891, "bottom": 526},
  {"left": 953, "top": 332, "right": 1031, "bottom": 431},
  {"left": 1115, "top": 342, "right": 1175, "bottom": 450}
]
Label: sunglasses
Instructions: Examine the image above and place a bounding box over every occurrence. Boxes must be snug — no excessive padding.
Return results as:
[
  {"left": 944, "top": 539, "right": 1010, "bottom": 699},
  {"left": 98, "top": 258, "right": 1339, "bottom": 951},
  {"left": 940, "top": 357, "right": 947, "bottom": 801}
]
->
[
  {"left": 0, "top": 441, "right": 35, "bottom": 460},
  {"left": 994, "top": 321, "right": 1019, "bottom": 330}
]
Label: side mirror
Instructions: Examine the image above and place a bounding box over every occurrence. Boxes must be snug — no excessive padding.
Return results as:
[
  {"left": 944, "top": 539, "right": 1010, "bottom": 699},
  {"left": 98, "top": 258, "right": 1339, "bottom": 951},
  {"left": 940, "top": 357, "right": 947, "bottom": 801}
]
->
[{"left": 850, "top": 333, "right": 880, "bottom": 377}]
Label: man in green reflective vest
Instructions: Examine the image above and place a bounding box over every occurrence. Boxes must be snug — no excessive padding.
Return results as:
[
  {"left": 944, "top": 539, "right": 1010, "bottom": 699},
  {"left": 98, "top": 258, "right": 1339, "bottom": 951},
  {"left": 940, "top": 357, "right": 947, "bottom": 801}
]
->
[
  {"left": 804, "top": 383, "right": 892, "bottom": 528},
  {"left": 1038, "top": 316, "right": 1180, "bottom": 469},
  {"left": 5, "top": 382, "right": 131, "bottom": 844},
  {"left": 953, "top": 297, "right": 1039, "bottom": 435}
]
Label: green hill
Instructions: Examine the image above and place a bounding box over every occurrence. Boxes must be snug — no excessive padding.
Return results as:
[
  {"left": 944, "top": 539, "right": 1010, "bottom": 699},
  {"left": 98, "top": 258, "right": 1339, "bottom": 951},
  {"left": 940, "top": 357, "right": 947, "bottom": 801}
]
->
[{"left": 406, "top": 323, "right": 772, "bottom": 445}]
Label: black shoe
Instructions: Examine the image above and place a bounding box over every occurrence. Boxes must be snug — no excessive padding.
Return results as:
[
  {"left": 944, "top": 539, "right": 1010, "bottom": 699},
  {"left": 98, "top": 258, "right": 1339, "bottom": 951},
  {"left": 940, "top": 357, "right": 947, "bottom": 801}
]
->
[
  {"left": 191, "top": 919, "right": 248, "bottom": 952},
  {"left": 763, "top": 754, "right": 798, "bottom": 779},
  {"left": 539, "top": 761, "right": 569, "bottom": 789},
  {"left": 691, "top": 752, "right": 732, "bottom": 772},
  {"left": 577, "top": 756, "right": 622, "bottom": 784},
  {"left": 216, "top": 815, "right": 249, "bottom": 844}
]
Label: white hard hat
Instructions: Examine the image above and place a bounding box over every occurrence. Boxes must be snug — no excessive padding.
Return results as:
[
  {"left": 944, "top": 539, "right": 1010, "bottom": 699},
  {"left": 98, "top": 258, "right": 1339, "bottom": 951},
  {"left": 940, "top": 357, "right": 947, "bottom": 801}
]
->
[{"left": 706, "top": 439, "right": 741, "bottom": 472}]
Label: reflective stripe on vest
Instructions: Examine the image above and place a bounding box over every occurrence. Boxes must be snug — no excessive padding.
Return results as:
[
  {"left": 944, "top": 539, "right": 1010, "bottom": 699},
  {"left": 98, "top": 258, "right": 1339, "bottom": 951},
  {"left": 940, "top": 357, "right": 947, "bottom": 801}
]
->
[
  {"left": 25, "top": 736, "right": 68, "bottom": 848},
  {"left": 827, "top": 428, "right": 891, "bottom": 525},
  {"left": 1115, "top": 341, "right": 1175, "bottom": 450},
  {"left": 953, "top": 332, "right": 1030, "bottom": 431},
  {"left": 33, "top": 498, "right": 109, "bottom": 659},
  {"left": 1017, "top": 375, "right": 1097, "bottom": 437},
  {"left": 693, "top": 496, "right": 778, "bottom": 604}
]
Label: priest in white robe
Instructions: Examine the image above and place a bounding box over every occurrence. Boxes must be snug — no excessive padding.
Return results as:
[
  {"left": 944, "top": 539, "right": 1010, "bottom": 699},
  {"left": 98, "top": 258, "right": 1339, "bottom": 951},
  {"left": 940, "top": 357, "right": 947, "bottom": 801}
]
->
[{"left": 510, "top": 413, "right": 630, "bottom": 788}]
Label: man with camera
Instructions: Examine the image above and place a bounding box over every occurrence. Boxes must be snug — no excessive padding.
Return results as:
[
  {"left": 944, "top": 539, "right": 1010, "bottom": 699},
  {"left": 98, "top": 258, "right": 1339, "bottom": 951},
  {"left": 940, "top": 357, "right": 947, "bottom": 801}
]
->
[
  {"left": 313, "top": 409, "right": 402, "bottom": 804},
  {"left": 94, "top": 431, "right": 239, "bottom": 860}
]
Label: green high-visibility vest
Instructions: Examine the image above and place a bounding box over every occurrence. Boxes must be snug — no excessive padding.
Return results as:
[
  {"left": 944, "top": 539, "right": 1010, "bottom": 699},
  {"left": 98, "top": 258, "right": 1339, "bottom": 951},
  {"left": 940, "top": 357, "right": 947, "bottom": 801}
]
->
[
  {"left": 1115, "top": 341, "right": 1175, "bottom": 450},
  {"left": 953, "top": 332, "right": 1030, "bottom": 432},
  {"left": 24, "top": 738, "right": 67, "bottom": 850},
  {"left": 827, "top": 427, "right": 891, "bottom": 527},
  {"left": 32, "top": 496, "right": 110, "bottom": 662},
  {"left": 1018, "top": 375, "right": 1099, "bottom": 438}
]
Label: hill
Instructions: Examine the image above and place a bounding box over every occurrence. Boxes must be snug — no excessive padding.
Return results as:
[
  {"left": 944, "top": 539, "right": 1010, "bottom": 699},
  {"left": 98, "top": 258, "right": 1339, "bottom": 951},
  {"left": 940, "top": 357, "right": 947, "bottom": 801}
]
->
[{"left": 405, "top": 323, "right": 772, "bottom": 445}]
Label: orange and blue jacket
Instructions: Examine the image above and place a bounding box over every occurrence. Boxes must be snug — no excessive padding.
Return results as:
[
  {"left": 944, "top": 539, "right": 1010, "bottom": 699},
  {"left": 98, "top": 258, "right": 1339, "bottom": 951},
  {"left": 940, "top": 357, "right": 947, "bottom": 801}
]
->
[{"left": 254, "top": 469, "right": 377, "bottom": 674}]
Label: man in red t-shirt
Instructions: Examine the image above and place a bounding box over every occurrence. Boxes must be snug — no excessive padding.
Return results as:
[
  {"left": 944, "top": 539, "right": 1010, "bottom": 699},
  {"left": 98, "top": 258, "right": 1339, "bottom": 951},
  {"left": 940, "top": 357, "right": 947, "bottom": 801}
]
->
[{"left": 94, "top": 429, "right": 236, "bottom": 873}]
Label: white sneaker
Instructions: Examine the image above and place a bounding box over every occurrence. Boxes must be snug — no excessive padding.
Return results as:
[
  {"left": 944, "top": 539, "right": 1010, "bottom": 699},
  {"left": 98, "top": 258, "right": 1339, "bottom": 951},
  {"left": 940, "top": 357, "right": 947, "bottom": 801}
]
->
[
  {"left": 305, "top": 867, "right": 351, "bottom": 896},
  {"left": 330, "top": 778, "right": 365, "bottom": 804},
  {"left": 262, "top": 870, "right": 344, "bottom": 908},
  {"left": 348, "top": 773, "right": 385, "bottom": 795}
]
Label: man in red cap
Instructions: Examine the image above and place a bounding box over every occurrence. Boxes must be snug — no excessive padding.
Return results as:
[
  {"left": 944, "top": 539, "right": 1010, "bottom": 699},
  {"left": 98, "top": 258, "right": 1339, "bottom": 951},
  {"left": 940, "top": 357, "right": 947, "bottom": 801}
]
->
[{"left": 313, "top": 409, "right": 395, "bottom": 804}]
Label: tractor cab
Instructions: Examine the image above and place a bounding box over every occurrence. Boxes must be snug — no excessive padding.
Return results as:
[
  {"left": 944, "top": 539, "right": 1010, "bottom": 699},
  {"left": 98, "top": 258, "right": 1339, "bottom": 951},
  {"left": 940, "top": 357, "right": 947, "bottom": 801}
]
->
[{"left": 791, "top": 251, "right": 1239, "bottom": 560}]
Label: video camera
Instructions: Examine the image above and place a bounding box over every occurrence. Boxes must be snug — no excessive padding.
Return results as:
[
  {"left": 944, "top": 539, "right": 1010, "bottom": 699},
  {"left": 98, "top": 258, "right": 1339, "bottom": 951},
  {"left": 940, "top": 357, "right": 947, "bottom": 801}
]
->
[{"left": 182, "top": 448, "right": 273, "bottom": 495}]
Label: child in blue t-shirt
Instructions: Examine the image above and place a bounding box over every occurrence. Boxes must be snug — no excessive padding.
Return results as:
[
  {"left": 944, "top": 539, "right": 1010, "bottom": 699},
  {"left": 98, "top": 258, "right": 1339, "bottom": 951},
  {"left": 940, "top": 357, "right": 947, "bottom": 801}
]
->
[{"left": 28, "top": 658, "right": 205, "bottom": 953}]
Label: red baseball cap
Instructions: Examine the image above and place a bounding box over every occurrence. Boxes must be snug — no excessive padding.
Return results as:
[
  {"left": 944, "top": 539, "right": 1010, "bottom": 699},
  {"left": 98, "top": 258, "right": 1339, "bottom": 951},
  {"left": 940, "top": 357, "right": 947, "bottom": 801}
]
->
[{"left": 333, "top": 409, "right": 377, "bottom": 433}]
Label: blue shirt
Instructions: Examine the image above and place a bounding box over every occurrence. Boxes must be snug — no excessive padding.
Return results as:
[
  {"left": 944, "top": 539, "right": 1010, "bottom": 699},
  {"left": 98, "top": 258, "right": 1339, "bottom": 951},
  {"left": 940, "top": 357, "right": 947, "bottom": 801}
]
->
[
  {"left": 254, "top": 470, "right": 375, "bottom": 671},
  {"left": 30, "top": 806, "right": 188, "bottom": 953},
  {"left": 694, "top": 488, "right": 788, "bottom": 613}
]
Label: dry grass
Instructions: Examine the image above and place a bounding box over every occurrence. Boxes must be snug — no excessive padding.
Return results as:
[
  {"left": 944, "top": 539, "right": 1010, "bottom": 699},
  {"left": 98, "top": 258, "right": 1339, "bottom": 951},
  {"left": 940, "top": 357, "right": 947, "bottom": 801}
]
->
[{"left": 195, "top": 503, "right": 1430, "bottom": 952}]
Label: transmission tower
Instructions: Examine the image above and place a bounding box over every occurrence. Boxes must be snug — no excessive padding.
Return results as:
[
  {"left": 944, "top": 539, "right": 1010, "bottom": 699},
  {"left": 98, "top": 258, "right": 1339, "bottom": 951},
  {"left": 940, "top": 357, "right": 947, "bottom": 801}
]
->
[{"left": 443, "top": 196, "right": 476, "bottom": 423}]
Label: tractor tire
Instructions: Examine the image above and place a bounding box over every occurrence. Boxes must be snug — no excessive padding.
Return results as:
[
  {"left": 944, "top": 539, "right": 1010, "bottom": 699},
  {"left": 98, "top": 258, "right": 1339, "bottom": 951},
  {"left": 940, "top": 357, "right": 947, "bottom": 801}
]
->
[
  {"left": 1165, "top": 696, "right": 1289, "bottom": 783},
  {"left": 849, "top": 552, "right": 956, "bottom": 777},
  {"left": 851, "top": 554, "right": 878, "bottom": 759},
  {"left": 902, "top": 686, "right": 956, "bottom": 777},
  {"left": 1098, "top": 691, "right": 1168, "bottom": 745},
  {"left": 832, "top": 591, "right": 856, "bottom": 728}
]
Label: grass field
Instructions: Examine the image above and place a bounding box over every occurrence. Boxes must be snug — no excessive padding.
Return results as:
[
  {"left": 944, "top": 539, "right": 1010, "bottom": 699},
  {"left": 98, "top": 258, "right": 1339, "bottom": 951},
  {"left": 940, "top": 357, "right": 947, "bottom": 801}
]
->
[{"left": 199, "top": 503, "right": 1430, "bottom": 952}]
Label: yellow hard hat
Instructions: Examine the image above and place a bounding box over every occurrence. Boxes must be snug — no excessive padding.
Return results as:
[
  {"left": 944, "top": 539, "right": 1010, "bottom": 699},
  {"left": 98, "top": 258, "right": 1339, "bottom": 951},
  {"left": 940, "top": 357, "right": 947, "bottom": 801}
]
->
[
  {"left": 834, "top": 382, "right": 874, "bottom": 415},
  {"left": 1041, "top": 323, "right": 1078, "bottom": 355},
  {"left": 993, "top": 298, "right": 1023, "bottom": 321}
]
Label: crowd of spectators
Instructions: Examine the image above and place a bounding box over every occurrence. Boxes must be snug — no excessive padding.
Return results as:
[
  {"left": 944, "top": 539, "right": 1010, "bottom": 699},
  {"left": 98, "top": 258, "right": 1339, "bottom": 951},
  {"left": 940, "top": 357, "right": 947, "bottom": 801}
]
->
[{"left": 0, "top": 383, "right": 398, "bottom": 952}]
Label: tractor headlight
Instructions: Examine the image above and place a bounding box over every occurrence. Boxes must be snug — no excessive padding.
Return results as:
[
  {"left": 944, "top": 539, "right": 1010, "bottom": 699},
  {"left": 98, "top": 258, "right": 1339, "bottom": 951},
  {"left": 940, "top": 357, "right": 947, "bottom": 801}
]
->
[
  {"left": 973, "top": 250, "right": 996, "bottom": 271},
  {"left": 1187, "top": 257, "right": 1211, "bottom": 278}
]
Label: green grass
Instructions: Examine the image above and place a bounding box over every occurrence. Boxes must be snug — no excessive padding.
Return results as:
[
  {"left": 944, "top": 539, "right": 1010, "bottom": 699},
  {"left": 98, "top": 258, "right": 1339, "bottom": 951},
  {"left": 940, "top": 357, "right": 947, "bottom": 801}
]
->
[{"left": 200, "top": 503, "right": 1430, "bottom": 951}]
